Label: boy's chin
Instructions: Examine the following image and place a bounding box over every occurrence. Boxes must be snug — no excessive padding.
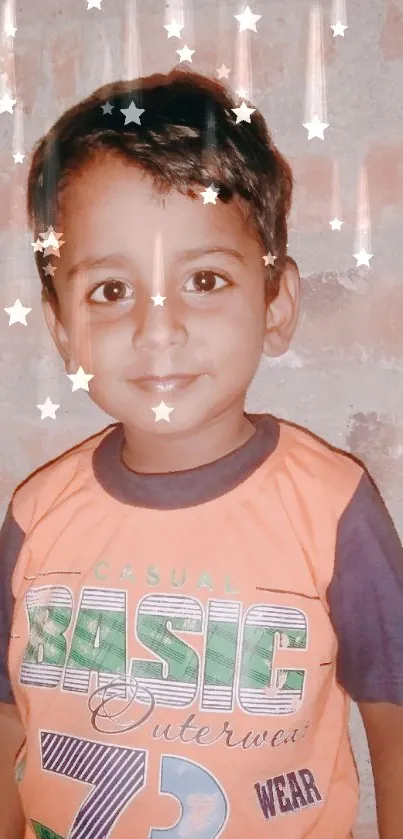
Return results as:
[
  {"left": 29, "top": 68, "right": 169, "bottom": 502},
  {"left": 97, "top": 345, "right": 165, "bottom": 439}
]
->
[{"left": 88, "top": 377, "right": 250, "bottom": 434}]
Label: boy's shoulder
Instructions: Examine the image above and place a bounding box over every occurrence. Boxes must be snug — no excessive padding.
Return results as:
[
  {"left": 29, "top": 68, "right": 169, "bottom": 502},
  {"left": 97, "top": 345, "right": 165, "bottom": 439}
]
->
[
  {"left": 10, "top": 423, "right": 117, "bottom": 533},
  {"left": 275, "top": 416, "right": 365, "bottom": 500}
]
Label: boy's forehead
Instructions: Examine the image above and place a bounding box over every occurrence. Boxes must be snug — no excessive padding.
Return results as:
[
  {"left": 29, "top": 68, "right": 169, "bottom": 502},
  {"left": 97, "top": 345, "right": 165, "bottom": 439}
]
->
[
  {"left": 149, "top": 193, "right": 167, "bottom": 209},
  {"left": 60, "top": 159, "right": 255, "bottom": 255}
]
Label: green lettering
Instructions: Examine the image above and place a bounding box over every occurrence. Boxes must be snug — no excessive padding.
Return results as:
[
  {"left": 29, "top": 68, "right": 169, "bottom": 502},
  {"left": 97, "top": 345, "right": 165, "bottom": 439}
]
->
[
  {"left": 196, "top": 572, "right": 213, "bottom": 591},
  {"left": 238, "top": 604, "right": 307, "bottom": 714},
  {"left": 201, "top": 599, "right": 240, "bottom": 711},
  {"left": 224, "top": 576, "right": 239, "bottom": 595},
  {"left": 63, "top": 587, "right": 126, "bottom": 694},
  {"left": 23, "top": 594, "right": 72, "bottom": 668},
  {"left": 119, "top": 564, "right": 135, "bottom": 581},
  {"left": 146, "top": 566, "right": 159, "bottom": 586},
  {"left": 170, "top": 569, "right": 187, "bottom": 588},
  {"left": 130, "top": 594, "right": 203, "bottom": 706},
  {"left": 94, "top": 561, "right": 109, "bottom": 580}
]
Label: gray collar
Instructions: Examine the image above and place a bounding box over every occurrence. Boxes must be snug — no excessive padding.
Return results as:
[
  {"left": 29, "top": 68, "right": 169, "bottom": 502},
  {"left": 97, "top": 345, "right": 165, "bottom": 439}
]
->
[{"left": 92, "top": 412, "right": 280, "bottom": 509}]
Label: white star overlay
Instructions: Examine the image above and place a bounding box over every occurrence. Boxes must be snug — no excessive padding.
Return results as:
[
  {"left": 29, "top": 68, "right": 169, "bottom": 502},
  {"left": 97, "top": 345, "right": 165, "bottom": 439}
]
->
[
  {"left": 234, "top": 6, "right": 262, "bottom": 32},
  {"left": 43, "top": 262, "right": 57, "bottom": 278},
  {"left": 0, "top": 92, "right": 16, "bottom": 114},
  {"left": 42, "top": 230, "right": 63, "bottom": 252},
  {"left": 176, "top": 45, "right": 195, "bottom": 63},
  {"left": 231, "top": 101, "right": 255, "bottom": 124},
  {"left": 353, "top": 248, "right": 373, "bottom": 268},
  {"left": 164, "top": 19, "right": 184, "bottom": 38},
  {"left": 303, "top": 114, "right": 330, "bottom": 140},
  {"left": 152, "top": 401, "right": 175, "bottom": 422},
  {"left": 329, "top": 218, "right": 344, "bottom": 231},
  {"left": 216, "top": 65, "right": 231, "bottom": 80},
  {"left": 37, "top": 397, "right": 60, "bottom": 420},
  {"left": 41, "top": 228, "right": 65, "bottom": 258},
  {"left": 120, "top": 101, "right": 145, "bottom": 126},
  {"left": 151, "top": 294, "right": 166, "bottom": 307},
  {"left": 87, "top": 0, "right": 102, "bottom": 9},
  {"left": 13, "top": 151, "right": 25, "bottom": 164},
  {"left": 263, "top": 252, "right": 277, "bottom": 267},
  {"left": 4, "top": 22, "right": 17, "bottom": 37},
  {"left": 4, "top": 299, "right": 32, "bottom": 326},
  {"left": 331, "top": 21, "right": 348, "bottom": 37},
  {"left": 67, "top": 366, "right": 94, "bottom": 391},
  {"left": 200, "top": 185, "right": 220, "bottom": 205}
]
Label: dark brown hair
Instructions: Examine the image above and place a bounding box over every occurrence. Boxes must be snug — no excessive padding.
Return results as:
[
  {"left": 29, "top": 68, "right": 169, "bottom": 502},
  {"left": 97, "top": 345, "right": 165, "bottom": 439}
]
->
[{"left": 26, "top": 68, "right": 294, "bottom": 307}]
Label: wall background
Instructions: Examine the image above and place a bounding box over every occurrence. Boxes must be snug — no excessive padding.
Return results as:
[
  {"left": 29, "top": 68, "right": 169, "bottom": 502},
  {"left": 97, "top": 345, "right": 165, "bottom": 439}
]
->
[{"left": 2, "top": 1, "right": 403, "bottom": 836}]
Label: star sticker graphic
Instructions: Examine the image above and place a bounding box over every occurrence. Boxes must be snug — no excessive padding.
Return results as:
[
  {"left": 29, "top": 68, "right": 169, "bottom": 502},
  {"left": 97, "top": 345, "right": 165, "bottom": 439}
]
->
[
  {"left": 200, "top": 184, "right": 219, "bottom": 204},
  {"left": 263, "top": 251, "right": 277, "bottom": 267},
  {"left": 101, "top": 102, "right": 114, "bottom": 115},
  {"left": 216, "top": 64, "right": 231, "bottom": 80},
  {"left": 4, "top": 298, "right": 32, "bottom": 326},
  {"left": 37, "top": 397, "right": 60, "bottom": 420},
  {"left": 329, "top": 218, "right": 344, "bottom": 231},
  {"left": 234, "top": 5, "right": 262, "bottom": 32},
  {"left": 164, "top": 19, "right": 184, "bottom": 38},
  {"left": 176, "top": 45, "right": 195, "bottom": 63},
  {"left": 4, "top": 22, "right": 17, "bottom": 37},
  {"left": 40, "top": 226, "right": 64, "bottom": 243},
  {"left": 42, "top": 230, "right": 64, "bottom": 252},
  {"left": 0, "top": 92, "right": 16, "bottom": 114},
  {"left": 236, "top": 87, "right": 249, "bottom": 99},
  {"left": 43, "top": 242, "right": 64, "bottom": 259},
  {"left": 303, "top": 114, "right": 329, "bottom": 140},
  {"left": 43, "top": 262, "right": 57, "bottom": 277},
  {"left": 331, "top": 21, "right": 348, "bottom": 37},
  {"left": 120, "top": 100, "right": 145, "bottom": 125},
  {"left": 353, "top": 248, "right": 373, "bottom": 268},
  {"left": 31, "top": 238, "right": 44, "bottom": 253},
  {"left": 151, "top": 294, "right": 166, "bottom": 307},
  {"left": 152, "top": 401, "right": 175, "bottom": 422},
  {"left": 39, "top": 227, "right": 65, "bottom": 257},
  {"left": 67, "top": 366, "right": 94, "bottom": 391},
  {"left": 231, "top": 101, "right": 256, "bottom": 124},
  {"left": 13, "top": 151, "right": 25, "bottom": 164},
  {"left": 87, "top": 0, "right": 102, "bottom": 9}
]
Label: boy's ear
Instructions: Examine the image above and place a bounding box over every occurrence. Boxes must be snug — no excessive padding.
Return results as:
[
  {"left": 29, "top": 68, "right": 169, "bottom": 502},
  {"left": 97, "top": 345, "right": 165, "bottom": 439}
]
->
[
  {"left": 262, "top": 256, "right": 301, "bottom": 358},
  {"left": 42, "top": 298, "right": 72, "bottom": 370}
]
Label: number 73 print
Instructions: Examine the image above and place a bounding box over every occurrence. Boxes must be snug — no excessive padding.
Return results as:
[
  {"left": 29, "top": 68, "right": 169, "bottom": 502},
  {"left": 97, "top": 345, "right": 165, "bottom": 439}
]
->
[{"left": 31, "top": 730, "right": 228, "bottom": 839}]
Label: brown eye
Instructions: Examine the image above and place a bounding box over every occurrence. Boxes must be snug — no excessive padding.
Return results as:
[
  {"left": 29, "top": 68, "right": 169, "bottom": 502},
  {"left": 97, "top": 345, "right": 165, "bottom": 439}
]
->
[
  {"left": 89, "top": 280, "right": 134, "bottom": 304},
  {"left": 184, "top": 271, "right": 230, "bottom": 294}
]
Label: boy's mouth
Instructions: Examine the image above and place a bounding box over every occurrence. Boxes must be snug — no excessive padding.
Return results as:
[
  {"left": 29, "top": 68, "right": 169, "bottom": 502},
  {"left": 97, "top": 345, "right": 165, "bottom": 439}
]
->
[{"left": 132, "top": 374, "right": 199, "bottom": 394}]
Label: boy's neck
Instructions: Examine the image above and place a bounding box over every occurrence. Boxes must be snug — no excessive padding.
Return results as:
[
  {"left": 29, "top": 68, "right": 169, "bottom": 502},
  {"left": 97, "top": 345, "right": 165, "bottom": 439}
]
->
[{"left": 120, "top": 409, "right": 256, "bottom": 475}]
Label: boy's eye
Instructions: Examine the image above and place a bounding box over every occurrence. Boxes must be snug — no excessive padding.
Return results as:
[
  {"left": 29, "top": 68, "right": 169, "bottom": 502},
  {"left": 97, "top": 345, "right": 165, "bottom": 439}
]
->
[
  {"left": 89, "top": 280, "right": 133, "bottom": 304},
  {"left": 184, "top": 270, "right": 230, "bottom": 294}
]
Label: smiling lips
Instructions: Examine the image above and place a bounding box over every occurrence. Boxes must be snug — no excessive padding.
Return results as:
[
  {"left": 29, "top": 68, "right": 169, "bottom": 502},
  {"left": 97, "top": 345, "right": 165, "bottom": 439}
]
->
[{"left": 133, "top": 374, "right": 198, "bottom": 393}]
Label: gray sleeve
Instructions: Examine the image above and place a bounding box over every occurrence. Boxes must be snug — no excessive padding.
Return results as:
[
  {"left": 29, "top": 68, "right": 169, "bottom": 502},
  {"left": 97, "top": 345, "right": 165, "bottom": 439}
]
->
[
  {"left": 0, "top": 503, "right": 25, "bottom": 704},
  {"left": 327, "top": 471, "right": 403, "bottom": 704}
]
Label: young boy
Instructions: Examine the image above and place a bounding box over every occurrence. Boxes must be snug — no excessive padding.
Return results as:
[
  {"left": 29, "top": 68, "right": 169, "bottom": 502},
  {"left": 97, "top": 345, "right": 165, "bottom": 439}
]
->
[{"left": 1, "top": 68, "right": 403, "bottom": 839}]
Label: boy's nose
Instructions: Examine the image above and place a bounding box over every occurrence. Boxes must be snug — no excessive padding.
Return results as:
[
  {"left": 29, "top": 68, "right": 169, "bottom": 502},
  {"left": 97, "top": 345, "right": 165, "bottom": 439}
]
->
[{"left": 132, "top": 295, "right": 187, "bottom": 352}]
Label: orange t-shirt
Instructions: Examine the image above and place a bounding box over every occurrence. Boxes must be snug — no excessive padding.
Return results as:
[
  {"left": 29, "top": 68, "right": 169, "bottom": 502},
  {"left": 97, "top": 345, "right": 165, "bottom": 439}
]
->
[{"left": 2, "top": 412, "right": 403, "bottom": 839}]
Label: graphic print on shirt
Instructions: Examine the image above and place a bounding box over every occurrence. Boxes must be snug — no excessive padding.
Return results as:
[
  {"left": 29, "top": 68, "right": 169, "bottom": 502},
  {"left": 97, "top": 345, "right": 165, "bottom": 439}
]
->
[
  {"left": 20, "top": 586, "right": 308, "bottom": 714},
  {"left": 34, "top": 733, "right": 228, "bottom": 839},
  {"left": 19, "top": 585, "right": 323, "bottom": 838}
]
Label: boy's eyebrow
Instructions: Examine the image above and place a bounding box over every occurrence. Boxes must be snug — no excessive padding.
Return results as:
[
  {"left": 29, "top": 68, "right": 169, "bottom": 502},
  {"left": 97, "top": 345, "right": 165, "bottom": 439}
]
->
[{"left": 66, "top": 246, "right": 246, "bottom": 280}]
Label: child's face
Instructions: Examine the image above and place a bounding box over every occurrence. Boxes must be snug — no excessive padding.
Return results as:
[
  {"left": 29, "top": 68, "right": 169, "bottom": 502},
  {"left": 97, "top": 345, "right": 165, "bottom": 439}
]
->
[{"left": 44, "top": 154, "right": 298, "bottom": 438}]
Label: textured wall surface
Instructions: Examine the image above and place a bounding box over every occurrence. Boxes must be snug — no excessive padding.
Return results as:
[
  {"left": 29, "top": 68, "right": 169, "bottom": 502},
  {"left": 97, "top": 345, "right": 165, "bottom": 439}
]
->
[{"left": 1, "top": 0, "right": 403, "bottom": 836}]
